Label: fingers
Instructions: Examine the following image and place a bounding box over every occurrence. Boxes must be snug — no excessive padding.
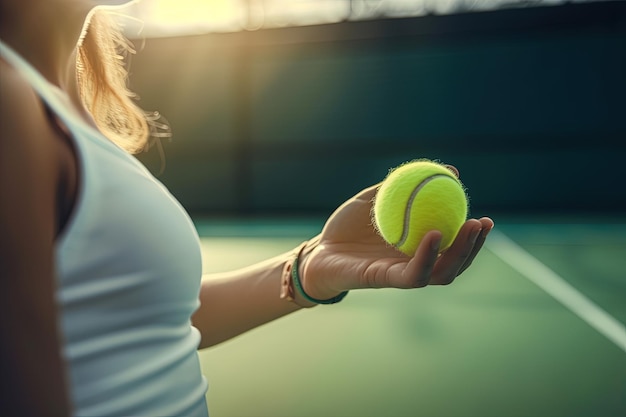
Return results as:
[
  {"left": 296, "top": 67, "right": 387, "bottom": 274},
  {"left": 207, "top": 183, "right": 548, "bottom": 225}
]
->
[
  {"left": 367, "top": 217, "right": 493, "bottom": 290},
  {"left": 402, "top": 230, "right": 442, "bottom": 288},
  {"left": 432, "top": 219, "right": 483, "bottom": 283},
  {"left": 395, "top": 217, "right": 489, "bottom": 288},
  {"left": 456, "top": 217, "right": 494, "bottom": 276},
  {"left": 429, "top": 217, "right": 494, "bottom": 284}
]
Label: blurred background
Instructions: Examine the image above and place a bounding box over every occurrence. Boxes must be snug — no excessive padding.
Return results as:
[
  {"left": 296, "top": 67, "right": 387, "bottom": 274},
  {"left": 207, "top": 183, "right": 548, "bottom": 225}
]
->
[
  {"left": 122, "top": 0, "right": 626, "bottom": 219},
  {"left": 118, "top": 1, "right": 625, "bottom": 416}
]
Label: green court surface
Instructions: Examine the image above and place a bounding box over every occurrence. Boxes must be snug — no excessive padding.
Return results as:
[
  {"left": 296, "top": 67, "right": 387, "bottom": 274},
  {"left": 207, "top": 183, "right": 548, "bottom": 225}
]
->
[{"left": 196, "top": 217, "right": 626, "bottom": 417}]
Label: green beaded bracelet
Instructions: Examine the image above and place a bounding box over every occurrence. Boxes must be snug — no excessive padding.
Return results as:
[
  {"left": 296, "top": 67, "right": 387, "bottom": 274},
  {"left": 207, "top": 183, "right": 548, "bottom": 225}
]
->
[{"left": 291, "top": 255, "right": 349, "bottom": 305}]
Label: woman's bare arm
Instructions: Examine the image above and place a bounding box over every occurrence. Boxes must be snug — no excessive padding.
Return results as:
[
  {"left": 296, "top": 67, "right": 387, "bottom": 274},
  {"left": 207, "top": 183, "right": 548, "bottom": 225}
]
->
[
  {"left": 192, "top": 185, "right": 493, "bottom": 350},
  {"left": 0, "top": 62, "right": 72, "bottom": 416},
  {"left": 192, "top": 247, "right": 315, "bottom": 349}
]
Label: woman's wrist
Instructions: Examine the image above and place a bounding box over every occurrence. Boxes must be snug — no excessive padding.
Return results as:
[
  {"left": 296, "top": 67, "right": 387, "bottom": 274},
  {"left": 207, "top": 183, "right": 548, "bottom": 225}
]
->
[
  {"left": 280, "top": 237, "right": 348, "bottom": 307},
  {"left": 280, "top": 241, "right": 317, "bottom": 308}
]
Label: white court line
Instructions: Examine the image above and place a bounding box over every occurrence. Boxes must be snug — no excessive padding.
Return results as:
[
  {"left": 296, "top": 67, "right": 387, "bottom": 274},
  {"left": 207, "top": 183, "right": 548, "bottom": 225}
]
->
[{"left": 486, "top": 229, "right": 626, "bottom": 354}]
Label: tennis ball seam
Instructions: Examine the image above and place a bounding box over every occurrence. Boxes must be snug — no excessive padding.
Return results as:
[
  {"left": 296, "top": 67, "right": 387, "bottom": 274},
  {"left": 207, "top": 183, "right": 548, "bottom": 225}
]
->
[{"left": 395, "top": 173, "right": 458, "bottom": 247}]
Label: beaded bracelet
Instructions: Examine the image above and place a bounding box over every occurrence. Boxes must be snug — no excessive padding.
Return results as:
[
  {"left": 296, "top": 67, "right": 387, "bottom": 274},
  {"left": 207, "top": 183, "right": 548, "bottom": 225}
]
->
[{"left": 280, "top": 242, "right": 349, "bottom": 307}]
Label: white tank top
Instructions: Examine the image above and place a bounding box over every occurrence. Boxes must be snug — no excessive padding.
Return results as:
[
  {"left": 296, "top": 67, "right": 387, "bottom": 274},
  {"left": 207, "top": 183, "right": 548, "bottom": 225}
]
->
[{"left": 0, "top": 40, "right": 209, "bottom": 417}]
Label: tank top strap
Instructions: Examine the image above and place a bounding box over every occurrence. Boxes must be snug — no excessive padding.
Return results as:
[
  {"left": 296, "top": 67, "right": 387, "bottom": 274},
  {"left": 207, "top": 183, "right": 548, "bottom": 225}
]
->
[{"left": 0, "top": 38, "right": 132, "bottom": 160}]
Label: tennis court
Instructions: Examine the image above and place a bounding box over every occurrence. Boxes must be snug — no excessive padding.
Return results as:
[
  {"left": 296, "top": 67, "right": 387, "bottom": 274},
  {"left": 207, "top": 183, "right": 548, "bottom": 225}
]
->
[
  {"left": 122, "top": 2, "right": 625, "bottom": 416},
  {"left": 195, "top": 216, "right": 626, "bottom": 417}
]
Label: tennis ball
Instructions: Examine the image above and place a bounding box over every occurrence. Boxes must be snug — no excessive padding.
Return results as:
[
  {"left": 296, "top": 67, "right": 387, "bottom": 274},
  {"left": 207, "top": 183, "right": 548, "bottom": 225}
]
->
[{"left": 373, "top": 159, "right": 468, "bottom": 256}]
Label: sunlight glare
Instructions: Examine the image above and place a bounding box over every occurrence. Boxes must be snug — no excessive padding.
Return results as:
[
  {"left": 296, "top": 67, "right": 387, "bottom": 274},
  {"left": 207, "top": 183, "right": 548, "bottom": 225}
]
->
[{"left": 132, "top": 0, "right": 244, "bottom": 37}]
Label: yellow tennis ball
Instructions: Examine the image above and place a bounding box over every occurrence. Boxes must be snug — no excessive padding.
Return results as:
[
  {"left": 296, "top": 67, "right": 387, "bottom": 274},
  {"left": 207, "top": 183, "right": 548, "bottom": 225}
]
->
[{"left": 373, "top": 159, "right": 468, "bottom": 256}]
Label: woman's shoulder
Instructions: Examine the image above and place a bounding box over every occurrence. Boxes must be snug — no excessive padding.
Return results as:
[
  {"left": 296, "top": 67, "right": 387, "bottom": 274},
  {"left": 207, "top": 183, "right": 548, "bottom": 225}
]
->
[{"left": 0, "top": 59, "right": 58, "bottom": 152}]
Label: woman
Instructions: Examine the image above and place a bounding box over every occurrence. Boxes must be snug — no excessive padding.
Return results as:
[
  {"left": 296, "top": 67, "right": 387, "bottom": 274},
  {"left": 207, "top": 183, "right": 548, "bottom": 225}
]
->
[{"left": 0, "top": 0, "right": 494, "bottom": 415}]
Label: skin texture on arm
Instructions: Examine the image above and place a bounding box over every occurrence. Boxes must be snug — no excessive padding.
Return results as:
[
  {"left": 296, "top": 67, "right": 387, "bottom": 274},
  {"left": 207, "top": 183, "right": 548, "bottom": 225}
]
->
[
  {"left": 0, "top": 61, "right": 73, "bottom": 416},
  {"left": 193, "top": 250, "right": 313, "bottom": 349},
  {"left": 193, "top": 180, "right": 493, "bottom": 350}
]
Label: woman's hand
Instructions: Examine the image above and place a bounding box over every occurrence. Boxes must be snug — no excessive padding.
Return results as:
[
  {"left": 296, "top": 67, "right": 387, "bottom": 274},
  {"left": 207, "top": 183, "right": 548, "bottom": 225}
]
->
[{"left": 300, "top": 174, "right": 494, "bottom": 301}]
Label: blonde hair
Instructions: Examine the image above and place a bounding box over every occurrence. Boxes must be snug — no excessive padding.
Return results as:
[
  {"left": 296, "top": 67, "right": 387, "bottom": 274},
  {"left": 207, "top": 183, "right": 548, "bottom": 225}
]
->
[{"left": 77, "top": 10, "right": 166, "bottom": 154}]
